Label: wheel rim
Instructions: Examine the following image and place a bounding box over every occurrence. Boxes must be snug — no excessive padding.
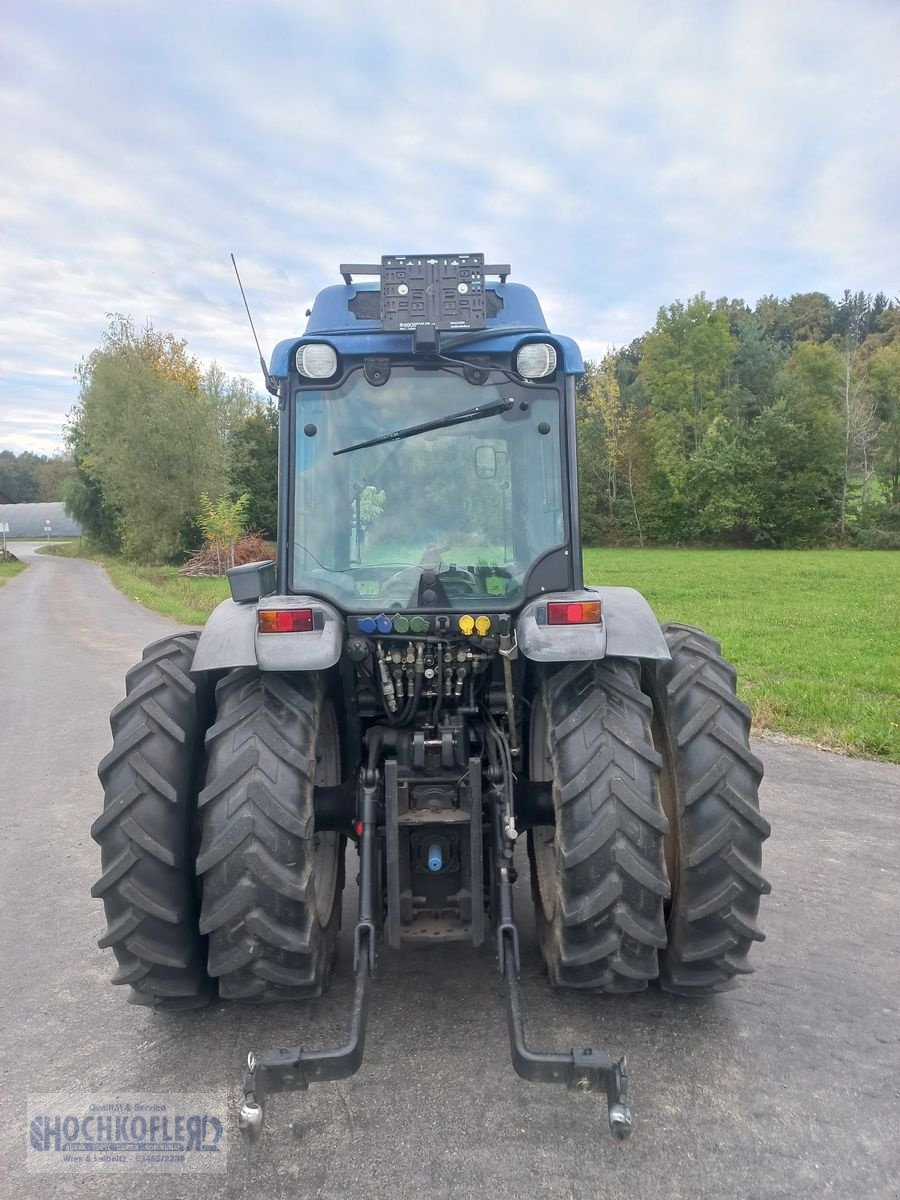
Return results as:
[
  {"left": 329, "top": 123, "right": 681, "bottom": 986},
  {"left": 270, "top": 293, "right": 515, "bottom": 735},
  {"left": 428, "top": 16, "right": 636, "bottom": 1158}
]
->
[
  {"left": 313, "top": 701, "right": 341, "bottom": 927},
  {"left": 529, "top": 696, "right": 557, "bottom": 922}
]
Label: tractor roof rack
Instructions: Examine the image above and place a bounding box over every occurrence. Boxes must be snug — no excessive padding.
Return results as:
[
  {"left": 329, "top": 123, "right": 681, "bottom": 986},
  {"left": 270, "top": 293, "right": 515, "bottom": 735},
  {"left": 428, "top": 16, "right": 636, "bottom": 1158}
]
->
[
  {"left": 340, "top": 257, "right": 511, "bottom": 285},
  {"left": 339, "top": 255, "right": 511, "bottom": 332}
]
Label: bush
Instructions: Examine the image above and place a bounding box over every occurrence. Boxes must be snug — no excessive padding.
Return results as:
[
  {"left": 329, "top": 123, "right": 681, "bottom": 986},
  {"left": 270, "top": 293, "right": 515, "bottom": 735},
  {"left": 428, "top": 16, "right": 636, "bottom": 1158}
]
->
[{"left": 856, "top": 528, "right": 900, "bottom": 549}]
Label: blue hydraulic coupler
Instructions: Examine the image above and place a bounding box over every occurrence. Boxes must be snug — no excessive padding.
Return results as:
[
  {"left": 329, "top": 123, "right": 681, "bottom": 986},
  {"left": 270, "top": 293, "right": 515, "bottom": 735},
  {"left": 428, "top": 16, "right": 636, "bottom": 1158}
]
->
[{"left": 427, "top": 843, "right": 443, "bottom": 872}]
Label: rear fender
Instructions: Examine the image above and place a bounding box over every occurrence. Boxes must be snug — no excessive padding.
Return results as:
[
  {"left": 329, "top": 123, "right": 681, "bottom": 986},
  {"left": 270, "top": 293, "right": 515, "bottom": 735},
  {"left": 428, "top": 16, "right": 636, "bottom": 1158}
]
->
[
  {"left": 516, "top": 587, "right": 670, "bottom": 662},
  {"left": 190, "top": 596, "right": 345, "bottom": 673}
]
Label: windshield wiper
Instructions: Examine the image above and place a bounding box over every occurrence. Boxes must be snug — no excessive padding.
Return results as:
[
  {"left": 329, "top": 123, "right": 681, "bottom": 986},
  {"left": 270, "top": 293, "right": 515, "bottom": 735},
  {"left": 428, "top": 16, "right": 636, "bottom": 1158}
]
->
[{"left": 333, "top": 396, "right": 514, "bottom": 456}]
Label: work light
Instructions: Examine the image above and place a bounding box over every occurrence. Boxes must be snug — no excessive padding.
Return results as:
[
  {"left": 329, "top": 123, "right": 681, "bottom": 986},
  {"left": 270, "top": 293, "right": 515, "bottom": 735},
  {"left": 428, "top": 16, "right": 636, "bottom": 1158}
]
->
[
  {"left": 296, "top": 343, "right": 338, "bottom": 378},
  {"left": 515, "top": 342, "right": 557, "bottom": 379}
]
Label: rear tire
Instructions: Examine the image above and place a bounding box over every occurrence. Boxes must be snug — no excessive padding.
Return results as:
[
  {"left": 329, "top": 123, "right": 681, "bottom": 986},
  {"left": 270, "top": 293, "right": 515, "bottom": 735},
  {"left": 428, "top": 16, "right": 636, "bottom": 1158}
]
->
[
  {"left": 528, "top": 658, "right": 670, "bottom": 992},
  {"left": 644, "top": 624, "right": 771, "bottom": 996},
  {"left": 92, "top": 632, "right": 212, "bottom": 1010},
  {"left": 197, "top": 669, "right": 344, "bottom": 1002}
]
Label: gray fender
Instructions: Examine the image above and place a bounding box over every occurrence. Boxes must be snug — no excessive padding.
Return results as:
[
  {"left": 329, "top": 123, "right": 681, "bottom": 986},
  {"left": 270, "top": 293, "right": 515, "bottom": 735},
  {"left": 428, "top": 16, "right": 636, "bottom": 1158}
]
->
[
  {"left": 190, "top": 595, "right": 345, "bottom": 674},
  {"left": 516, "top": 587, "right": 670, "bottom": 662}
]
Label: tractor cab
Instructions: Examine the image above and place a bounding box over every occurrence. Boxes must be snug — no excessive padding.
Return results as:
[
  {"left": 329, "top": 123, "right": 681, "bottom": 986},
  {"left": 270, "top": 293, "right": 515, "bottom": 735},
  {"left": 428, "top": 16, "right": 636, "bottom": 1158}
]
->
[{"left": 270, "top": 255, "right": 585, "bottom": 614}]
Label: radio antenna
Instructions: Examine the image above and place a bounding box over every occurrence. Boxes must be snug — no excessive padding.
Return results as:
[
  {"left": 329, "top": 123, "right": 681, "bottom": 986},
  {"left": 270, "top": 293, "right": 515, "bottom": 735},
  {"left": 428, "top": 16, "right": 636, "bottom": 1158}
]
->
[{"left": 231, "top": 253, "right": 277, "bottom": 396}]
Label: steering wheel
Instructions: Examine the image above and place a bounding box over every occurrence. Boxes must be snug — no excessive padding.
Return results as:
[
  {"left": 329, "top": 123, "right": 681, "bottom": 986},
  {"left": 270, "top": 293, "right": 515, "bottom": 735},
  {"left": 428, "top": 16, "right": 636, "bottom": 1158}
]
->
[
  {"left": 379, "top": 566, "right": 422, "bottom": 597},
  {"left": 379, "top": 564, "right": 482, "bottom": 601},
  {"left": 439, "top": 567, "right": 479, "bottom": 594}
]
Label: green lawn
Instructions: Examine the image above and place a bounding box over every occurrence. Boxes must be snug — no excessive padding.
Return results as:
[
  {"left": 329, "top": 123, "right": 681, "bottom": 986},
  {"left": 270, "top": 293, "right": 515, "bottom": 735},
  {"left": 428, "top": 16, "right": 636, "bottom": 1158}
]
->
[
  {"left": 0, "top": 559, "right": 27, "bottom": 588},
  {"left": 39, "top": 543, "right": 899, "bottom": 762},
  {"left": 583, "top": 549, "right": 899, "bottom": 763}
]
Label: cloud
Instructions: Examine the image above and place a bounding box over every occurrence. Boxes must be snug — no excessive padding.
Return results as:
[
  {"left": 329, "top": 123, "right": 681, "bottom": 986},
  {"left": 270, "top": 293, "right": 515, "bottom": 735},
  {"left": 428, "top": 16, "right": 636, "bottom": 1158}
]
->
[{"left": 1, "top": 0, "right": 898, "bottom": 451}]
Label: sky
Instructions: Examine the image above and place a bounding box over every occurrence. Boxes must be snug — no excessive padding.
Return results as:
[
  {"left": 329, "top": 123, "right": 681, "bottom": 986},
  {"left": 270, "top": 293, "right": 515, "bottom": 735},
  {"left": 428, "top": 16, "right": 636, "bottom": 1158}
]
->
[{"left": 1, "top": 0, "right": 898, "bottom": 454}]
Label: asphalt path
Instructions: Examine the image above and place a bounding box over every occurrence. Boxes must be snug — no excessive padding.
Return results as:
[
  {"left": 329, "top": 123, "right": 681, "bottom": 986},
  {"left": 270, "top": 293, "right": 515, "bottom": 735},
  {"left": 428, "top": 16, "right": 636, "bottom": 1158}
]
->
[{"left": 1, "top": 542, "right": 897, "bottom": 1199}]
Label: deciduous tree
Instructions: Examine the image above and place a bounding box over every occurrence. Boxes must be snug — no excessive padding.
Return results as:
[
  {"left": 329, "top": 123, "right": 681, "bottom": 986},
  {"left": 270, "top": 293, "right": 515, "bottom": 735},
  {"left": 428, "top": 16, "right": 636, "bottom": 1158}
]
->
[
  {"left": 640, "top": 293, "right": 737, "bottom": 481},
  {"left": 870, "top": 344, "right": 900, "bottom": 506},
  {"left": 226, "top": 400, "right": 279, "bottom": 536},
  {"left": 68, "top": 316, "right": 224, "bottom": 561}
]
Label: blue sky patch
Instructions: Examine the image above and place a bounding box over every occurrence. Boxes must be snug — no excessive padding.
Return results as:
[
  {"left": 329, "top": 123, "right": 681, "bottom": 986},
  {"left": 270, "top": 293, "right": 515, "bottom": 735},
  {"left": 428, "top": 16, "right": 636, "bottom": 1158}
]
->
[{"left": 1, "top": 0, "right": 898, "bottom": 451}]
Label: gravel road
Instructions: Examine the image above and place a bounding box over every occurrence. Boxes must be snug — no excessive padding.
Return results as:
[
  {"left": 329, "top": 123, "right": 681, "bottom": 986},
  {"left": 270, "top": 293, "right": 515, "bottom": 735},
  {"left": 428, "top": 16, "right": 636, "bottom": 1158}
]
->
[{"left": 1, "top": 543, "right": 897, "bottom": 1199}]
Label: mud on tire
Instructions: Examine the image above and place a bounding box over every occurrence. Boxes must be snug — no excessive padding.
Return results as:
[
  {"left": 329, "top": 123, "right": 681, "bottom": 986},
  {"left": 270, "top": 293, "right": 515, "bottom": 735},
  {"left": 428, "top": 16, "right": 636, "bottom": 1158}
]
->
[
  {"left": 92, "top": 632, "right": 212, "bottom": 1010},
  {"left": 197, "top": 669, "right": 344, "bottom": 1002},
  {"left": 644, "top": 624, "right": 771, "bottom": 996},
  {"left": 529, "top": 657, "right": 670, "bottom": 993}
]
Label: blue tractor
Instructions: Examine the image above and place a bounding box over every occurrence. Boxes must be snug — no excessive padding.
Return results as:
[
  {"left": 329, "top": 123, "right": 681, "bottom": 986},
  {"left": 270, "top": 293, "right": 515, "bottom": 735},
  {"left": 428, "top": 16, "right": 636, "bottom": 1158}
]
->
[{"left": 93, "top": 255, "right": 770, "bottom": 1142}]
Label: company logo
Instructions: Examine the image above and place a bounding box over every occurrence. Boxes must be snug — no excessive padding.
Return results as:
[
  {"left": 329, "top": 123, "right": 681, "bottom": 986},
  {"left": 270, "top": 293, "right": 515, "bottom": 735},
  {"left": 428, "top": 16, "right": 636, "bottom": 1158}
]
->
[{"left": 27, "top": 1094, "right": 227, "bottom": 1174}]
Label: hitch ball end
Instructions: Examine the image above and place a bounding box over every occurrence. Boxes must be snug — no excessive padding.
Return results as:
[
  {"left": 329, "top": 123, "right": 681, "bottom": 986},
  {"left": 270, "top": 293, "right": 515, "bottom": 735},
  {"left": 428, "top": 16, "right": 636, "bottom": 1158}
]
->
[
  {"left": 238, "top": 1100, "right": 265, "bottom": 1144},
  {"left": 608, "top": 1103, "right": 634, "bottom": 1141}
]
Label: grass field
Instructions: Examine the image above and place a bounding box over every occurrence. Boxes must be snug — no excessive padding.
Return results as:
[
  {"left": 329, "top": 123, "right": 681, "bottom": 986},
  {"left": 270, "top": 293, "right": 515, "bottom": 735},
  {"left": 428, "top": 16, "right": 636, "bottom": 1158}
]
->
[
  {"left": 39, "top": 543, "right": 899, "bottom": 762},
  {"left": 0, "top": 559, "right": 27, "bottom": 588},
  {"left": 584, "top": 549, "right": 899, "bottom": 762}
]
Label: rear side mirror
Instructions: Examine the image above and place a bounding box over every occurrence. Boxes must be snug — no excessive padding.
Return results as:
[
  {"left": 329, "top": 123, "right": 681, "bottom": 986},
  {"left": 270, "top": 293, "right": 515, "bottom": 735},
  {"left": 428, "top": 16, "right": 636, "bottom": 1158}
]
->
[{"left": 475, "top": 445, "right": 497, "bottom": 479}]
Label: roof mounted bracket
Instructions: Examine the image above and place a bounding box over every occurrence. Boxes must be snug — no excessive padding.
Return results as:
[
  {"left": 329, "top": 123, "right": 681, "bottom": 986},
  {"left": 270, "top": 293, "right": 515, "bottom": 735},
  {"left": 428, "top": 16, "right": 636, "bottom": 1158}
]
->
[{"left": 339, "top": 259, "right": 511, "bottom": 286}]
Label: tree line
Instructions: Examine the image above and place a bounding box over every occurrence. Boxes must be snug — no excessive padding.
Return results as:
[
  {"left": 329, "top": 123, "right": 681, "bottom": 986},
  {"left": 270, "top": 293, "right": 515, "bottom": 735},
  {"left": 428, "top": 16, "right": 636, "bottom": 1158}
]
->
[
  {"left": 0, "top": 450, "right": 73, "bottom": 503},
  {"left": 577, "top": 289, "right": 900, "bottom": 548},
  {"left": 62, "top": 289, "right": 899, "bottom": 564},
  {"left": 64, "top": 315, "right": 277, "bottom": 561}
]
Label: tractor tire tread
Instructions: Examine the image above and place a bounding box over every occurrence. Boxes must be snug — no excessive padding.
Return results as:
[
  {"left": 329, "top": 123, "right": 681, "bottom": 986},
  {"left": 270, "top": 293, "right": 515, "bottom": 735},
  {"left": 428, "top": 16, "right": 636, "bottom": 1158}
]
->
[
  {"left": 649, "top": 623, "right": 770, "bottom": 996},
  {"left": 197, "top": 669, "right": 342, "bottom": 1003},
  {"left": 533, "top": 657, "right": 669, "bottom": 994},
  {"left": 92, "top": 631, "right": 212, "bottom": 1010}
]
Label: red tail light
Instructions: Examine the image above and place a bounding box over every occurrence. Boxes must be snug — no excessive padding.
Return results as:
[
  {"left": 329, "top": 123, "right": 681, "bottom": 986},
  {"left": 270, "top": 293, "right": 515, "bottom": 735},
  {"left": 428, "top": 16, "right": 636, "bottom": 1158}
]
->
[
  {"left": 546, "top": 600, "right": 601, "bottom": 625},
  {"left": 258, "top": 608, "right": 314, "bottom": 633}
]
